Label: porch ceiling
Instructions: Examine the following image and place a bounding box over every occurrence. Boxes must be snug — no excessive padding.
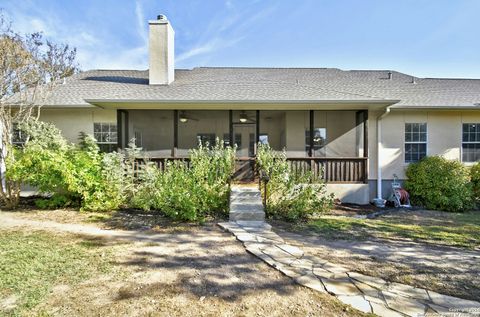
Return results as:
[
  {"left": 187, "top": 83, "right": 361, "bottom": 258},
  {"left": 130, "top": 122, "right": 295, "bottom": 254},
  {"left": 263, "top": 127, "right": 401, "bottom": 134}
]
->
[{"left": 85, "top": 99, "right": 400, "bottom": 111}]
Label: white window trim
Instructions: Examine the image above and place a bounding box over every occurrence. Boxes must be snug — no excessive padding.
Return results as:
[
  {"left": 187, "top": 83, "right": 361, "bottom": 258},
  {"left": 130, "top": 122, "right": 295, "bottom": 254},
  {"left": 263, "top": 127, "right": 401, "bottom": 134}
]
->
[
  {"left": 404, "top": 122, "right": 428, "bottom": 164},
  {"left": 461, "top": 123, "right": 480, "bottom": 163},
  {"left": 94, "top": 122, "right": 117, "bottom": 146}
]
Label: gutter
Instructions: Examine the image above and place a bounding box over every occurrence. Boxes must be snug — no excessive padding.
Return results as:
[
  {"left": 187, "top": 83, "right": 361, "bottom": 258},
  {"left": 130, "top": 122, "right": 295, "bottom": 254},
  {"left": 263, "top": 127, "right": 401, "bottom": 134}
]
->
[
  {"left": 84, "top": 98, "right": 400, "bottom": 105},
  {"left": 375, "top": 105, "right": 393, "bottom": 202}
]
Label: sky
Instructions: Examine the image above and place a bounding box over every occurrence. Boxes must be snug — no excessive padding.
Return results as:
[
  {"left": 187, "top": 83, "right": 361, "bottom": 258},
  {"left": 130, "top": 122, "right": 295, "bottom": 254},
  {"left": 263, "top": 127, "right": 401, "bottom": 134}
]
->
[{"left": 2, "top": 0, "right": 480, "bottom": 78}]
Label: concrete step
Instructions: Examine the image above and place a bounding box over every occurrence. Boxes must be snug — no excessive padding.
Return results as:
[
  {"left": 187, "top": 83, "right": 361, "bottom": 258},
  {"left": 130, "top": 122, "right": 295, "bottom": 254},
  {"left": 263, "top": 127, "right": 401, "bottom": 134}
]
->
[
  {"left": 230, "top": 202, "right": 264, "bottom": 212},
  {"left": 230, "top": 192, "right": 261, "bottom": 198},
  {"left": 229, "top": 186, "right": 266, "bottom": 223},
  {"left": 229, "top": 211, "right": 265, "bottom": 222}
]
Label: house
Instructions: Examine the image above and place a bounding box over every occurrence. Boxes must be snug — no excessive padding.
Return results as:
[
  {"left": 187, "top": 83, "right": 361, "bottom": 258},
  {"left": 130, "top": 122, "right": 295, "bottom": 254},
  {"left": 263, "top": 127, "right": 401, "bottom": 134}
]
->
[{"left": 34, "top": 15, "right": 480, "bottom": 204}]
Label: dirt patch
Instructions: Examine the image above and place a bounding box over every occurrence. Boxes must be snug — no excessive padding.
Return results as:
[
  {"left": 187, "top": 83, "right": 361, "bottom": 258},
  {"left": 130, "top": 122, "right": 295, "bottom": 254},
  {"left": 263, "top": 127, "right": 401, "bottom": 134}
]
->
[
  {"left": 34, "top": 225, "right": 363, "bottom": 317},
  {"left": 273, "top": 216, "right": 480, "bottom": 302},
  {"left": 0, "top": 211, "right": 366, "bottom": 317},
  {"left": 327, "top": 202, "right": 381, "bottom": 216}
]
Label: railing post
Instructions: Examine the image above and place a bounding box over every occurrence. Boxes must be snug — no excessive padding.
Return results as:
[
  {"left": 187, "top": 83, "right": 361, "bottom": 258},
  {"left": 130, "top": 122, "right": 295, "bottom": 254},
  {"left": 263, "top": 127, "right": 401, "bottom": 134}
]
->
[{"left": 310, "top": 159, "right": 315, "bottom": 182}]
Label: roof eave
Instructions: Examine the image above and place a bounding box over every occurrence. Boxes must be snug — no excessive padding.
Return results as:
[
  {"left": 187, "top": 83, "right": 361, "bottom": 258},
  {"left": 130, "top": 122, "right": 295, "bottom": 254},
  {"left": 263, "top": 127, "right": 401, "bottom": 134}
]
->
[
  {"left": 390, "top": 105, "right": 480, "bottom": 111},
  {"left": 85, "top": 98, "right": 400, "bottom": 111}
]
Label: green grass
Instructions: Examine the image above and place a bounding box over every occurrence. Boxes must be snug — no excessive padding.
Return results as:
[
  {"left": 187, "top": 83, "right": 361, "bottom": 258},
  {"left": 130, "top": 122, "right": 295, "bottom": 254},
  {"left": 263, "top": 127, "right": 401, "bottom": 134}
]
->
[
  {"left": 305, "top": 211, "right": 480, "bottom": 249},
  {"left": 0, "top": 229, "right": 115, "bottom": 316}
]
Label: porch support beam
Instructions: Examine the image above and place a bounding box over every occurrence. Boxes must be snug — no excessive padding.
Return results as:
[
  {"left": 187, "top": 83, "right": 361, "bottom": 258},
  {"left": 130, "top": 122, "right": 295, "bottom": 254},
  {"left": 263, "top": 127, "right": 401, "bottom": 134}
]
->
[
  {"left": 116, "top": 109, "right": 122, "bottom": 150},
  {"left": 363, "top": 110, "right": 369, "bottom": 184},
  {"left": 229, "top": 110, "right": 233, "bottom": 147},
  {"left": 309, "top": 110, "right": 314, "bottom": 157},
  {"left": 173, "top": 110, "right": 178, "bottom": 157},
  {"left": 124, "top": 110, "right": 129, "bottom": 146},
  {"left": 116, "top": 109, "right": 128, "bottom": 149},
  {"left": 255, "top": 110, "right": 260, "bottom": 154},
  {"left": 363, "top": 110, "right": 369, "bottom": 158}
]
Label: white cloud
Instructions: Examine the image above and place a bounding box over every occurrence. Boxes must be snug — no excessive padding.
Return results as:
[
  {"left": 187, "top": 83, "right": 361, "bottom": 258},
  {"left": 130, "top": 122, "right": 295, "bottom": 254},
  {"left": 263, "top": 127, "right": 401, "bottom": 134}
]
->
[
  {"left": 135, "top": 0, "right": 148, "bottom": 44},
  {"left": 3, "top": 3, "right": 148, "bottom": 70},
  {"left": 176, "top": 4, "right": 277, "bottom": 66},
  {"left": 176, "top": 36, "right": 244, "bottom": 63}
]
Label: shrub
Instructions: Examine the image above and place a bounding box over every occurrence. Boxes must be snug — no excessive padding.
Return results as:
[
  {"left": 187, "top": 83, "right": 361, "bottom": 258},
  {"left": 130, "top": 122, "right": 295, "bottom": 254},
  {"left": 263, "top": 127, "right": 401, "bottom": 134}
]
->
[
  {"left": 8, "top": 122, "right": 125, "bottom": 211},
  {"left": 7, "top": 121, "right": 76, "bottom": 206},
  {"left": 256, "top": 144, "right": 334, "bottom": 221},
  {"left": 470, "top": 162, "right": 480, "bottom": 202},
  {"left": 130, "top": 139, "right": 235, "bottom": 221},
  {"left": 405, "top": 156, "right": 473, "bottom": 212}
]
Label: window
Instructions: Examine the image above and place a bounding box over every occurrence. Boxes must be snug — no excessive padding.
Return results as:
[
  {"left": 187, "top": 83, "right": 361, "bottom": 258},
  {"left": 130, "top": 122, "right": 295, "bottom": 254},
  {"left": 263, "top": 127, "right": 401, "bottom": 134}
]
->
[
  {"left": 12, "top": 123, "right": 27, "bottom": 146},
  {"left": 196, "top": 133, "right": 216, "bottom": 147},
  {"left": 94, "top": 123, "right": 117, "bottom": 152},
  {"left": 405, "top": 123, "right": 427, "bottom": 163},
  {"left": 462, "top": 123, "right": 480, "bottom": 162},
  {"left": 223, "top": 133, "right": 242, "bottom": 148},
  {"left": 259, "top": 134, "right": 269, "bottom": 145},
  {"left": 305, "top": 128, "right": 326, "bottom": 153}
]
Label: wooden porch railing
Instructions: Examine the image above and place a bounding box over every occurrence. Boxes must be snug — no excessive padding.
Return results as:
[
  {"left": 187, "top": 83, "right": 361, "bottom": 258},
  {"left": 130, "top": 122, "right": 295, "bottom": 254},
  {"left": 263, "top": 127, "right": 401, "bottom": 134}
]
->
[
  {"left": 287, "top": 157, "right": 368, "bottom": 183},
  {"left": 136, "top": 156, "right": 368, "bottom": 184}
]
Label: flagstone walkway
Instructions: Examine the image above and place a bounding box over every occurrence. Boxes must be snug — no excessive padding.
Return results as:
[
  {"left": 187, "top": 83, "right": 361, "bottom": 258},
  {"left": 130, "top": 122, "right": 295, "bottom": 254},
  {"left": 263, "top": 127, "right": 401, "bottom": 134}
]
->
[{"left": 218, "top": 221, "right": 480, "bottom": 317}]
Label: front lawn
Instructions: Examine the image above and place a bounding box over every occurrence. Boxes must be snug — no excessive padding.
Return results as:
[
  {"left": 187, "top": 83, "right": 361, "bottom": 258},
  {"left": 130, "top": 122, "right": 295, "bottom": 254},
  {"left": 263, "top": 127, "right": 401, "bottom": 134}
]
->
[
  {"left": 304, "top": 209, "right": 480, "bottom": 249},
  {"left": 1, "top": 211, "right": 368, "bottom": 317},
  {"left": 0, "top": 229, "right": 119, "bottom": 315}
]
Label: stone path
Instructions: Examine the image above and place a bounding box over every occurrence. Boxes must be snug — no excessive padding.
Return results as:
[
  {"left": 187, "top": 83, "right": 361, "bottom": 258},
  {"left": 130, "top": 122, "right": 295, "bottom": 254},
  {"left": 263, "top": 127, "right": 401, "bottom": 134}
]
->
[{"left": 218, "top": 221, "right": 480, "bottom": 317}]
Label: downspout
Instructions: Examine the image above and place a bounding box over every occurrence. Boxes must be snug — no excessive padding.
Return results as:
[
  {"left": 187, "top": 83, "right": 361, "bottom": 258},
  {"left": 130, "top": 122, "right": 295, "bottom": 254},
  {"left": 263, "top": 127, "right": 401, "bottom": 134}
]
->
[{"left": 376, "top": 106, "right": 392, "bottom": 201}]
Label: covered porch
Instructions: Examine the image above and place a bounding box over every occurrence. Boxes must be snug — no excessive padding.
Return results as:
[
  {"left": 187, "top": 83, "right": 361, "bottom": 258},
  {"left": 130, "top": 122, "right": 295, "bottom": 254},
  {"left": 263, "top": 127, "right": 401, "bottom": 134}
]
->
[{"left": 115, "top": 109, "right": 369, "bottom": 184}]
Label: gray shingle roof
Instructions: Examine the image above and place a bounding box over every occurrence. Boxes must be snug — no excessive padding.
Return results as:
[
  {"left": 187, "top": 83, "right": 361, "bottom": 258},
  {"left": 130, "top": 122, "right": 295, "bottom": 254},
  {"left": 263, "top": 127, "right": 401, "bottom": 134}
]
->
[{"left": 45, "top": 67, "right": 480, "bottom": 109}]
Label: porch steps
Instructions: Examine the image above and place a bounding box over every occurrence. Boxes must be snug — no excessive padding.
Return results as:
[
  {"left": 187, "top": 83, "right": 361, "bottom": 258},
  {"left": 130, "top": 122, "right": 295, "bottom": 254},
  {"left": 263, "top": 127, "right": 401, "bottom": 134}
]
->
[{"left": 229, "top": 185, "right": 268, "bottom": 228}]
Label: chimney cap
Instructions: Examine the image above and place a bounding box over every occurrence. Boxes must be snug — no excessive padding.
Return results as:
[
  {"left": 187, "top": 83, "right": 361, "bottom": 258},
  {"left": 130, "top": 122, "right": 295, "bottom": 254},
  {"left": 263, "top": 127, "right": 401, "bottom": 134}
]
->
[{"left": 157, "top": 14, "right": 167, "bottom": 20}]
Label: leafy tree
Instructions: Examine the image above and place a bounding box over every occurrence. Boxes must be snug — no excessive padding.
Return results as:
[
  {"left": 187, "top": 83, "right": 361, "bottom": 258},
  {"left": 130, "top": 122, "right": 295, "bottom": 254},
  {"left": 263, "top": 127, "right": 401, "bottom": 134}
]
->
[{"left": 0, "top": 12, "right": 77, "bottom": 208}]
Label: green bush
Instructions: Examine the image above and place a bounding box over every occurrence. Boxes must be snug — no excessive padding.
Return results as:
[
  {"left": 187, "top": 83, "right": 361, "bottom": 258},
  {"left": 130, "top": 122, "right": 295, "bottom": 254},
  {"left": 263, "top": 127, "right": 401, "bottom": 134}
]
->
[
  {"left": 8, "top": 122, "right": 125, "bottom": 211},
  {"left": 256, "top": 144, "right": 334, "bottom": 221},
  {"left": 405, "top": 156, "right": 473, "bottom": 212},
  {"left": 130, "top": 140, "right": 235, "bottom": 221},
  {"left": 470, "top": 162, "right": 480, "bottom": 201}
]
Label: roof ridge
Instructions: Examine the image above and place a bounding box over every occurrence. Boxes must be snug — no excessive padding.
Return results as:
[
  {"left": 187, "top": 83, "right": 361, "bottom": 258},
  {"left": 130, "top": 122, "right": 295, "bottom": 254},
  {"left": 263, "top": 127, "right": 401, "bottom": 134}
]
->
[
  {"left": 423, "top": 77, "right": 480, "bottom": 81},
  {"left": 195, "top": 66, "right": 337, "bottom": 70}
]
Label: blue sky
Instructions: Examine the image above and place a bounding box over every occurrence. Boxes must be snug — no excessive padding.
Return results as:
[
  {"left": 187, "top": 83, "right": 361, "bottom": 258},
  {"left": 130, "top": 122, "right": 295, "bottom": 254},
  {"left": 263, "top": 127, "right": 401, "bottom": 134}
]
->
[{"left": 2, "top": 0, "right": 480, "bottom": 78}]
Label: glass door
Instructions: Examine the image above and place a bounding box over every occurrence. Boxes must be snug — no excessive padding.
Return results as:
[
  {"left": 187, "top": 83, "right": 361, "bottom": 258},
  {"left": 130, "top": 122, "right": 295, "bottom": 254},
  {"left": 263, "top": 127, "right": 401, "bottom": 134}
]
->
[
  {"left": 232, "top": 123, "right": 255, "bottom": 157},
  {"left": 232, "top": 110, "right": 257, "bottom": 157}
]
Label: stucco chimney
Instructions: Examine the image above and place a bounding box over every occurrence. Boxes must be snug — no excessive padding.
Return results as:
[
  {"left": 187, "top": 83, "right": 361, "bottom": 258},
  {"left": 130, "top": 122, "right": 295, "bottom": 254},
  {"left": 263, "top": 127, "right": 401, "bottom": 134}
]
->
[{"left": 149, "top": 15, "right": 174, "bottom": 85}]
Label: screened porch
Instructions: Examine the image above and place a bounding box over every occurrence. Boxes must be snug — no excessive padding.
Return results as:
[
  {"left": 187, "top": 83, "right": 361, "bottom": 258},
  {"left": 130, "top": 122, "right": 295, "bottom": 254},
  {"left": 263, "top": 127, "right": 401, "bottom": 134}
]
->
[{"left": 117, "top": 109, "right": 369, "bottom": 183}]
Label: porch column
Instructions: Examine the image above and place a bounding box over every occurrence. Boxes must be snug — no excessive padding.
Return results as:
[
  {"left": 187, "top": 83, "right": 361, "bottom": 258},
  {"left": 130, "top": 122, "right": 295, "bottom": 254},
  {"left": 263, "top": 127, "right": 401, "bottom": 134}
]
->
[
  {"left": 173, "top": 110, "right": 178, "bottom": 157},
  {"left": 255, "top": 110, "right": 260, "bottom": 154},
  {"left": 116, "top": 109, "right": 129, "bottom": 149},
  {"left": 363, "top": 110, "right": 369, "bottom": 183},
  {"left": 363, "top": 110, "right": 369, "bottom": 157},
  {"left": 309, "top": 110, "right": 314, "bottom": 157},
  {"left": 116, "top": 109, "right": 122, "bottom": 150},
  {"left": 229, "top": 110, "right": 233, "bottom": 147}
]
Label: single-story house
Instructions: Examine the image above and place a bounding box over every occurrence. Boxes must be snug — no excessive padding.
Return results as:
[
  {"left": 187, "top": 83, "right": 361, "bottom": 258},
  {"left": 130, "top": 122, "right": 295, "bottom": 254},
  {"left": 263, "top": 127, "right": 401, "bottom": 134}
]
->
[{"left": 30, "top": 15, "right": 480, "bottom": 204}]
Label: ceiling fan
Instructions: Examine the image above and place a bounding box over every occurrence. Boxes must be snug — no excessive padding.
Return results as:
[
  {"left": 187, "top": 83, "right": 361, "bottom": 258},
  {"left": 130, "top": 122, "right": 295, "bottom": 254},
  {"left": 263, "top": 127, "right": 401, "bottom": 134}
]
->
[
  {"left": 179, "top": 111, "right": 199, "bottom": 123},
  {"left": 239, "top": 111, "right": 255, "bottom": 123}
]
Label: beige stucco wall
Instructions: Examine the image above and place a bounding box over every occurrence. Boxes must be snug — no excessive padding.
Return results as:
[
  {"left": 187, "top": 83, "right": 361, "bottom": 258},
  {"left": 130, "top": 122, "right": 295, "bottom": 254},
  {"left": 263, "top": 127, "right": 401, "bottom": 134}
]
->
[
  {"left": 39, "top": 108, "right": 116, "bottom": 143},
  {"left": 326, "top": 183, "right": 369, "bottom": 204},
  {"left": 369, "top": 110, "right": 480, "bottom": 181}
]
